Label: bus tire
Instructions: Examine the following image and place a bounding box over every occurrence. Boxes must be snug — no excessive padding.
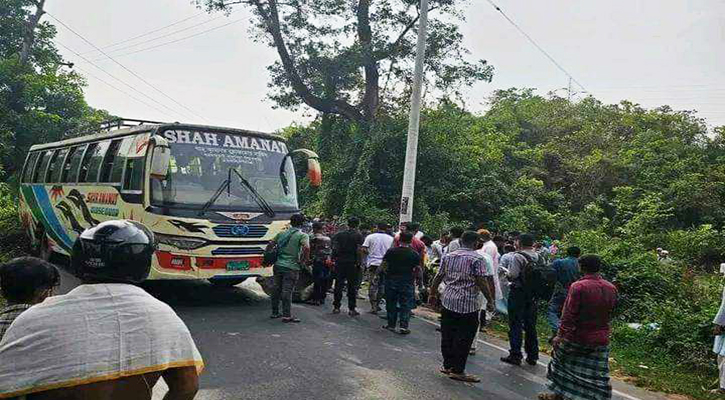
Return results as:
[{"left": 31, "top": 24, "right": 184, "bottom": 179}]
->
[{"left": 209, "top": 278, "right": 247, "bottom": 288}]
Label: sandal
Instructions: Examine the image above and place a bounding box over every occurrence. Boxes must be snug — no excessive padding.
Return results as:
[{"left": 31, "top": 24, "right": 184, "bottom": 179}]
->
[
  {"left": 449, "top": 373, "right": 481, "bottom": 383},
  {"left": 439, "top": 366, "right": 452, "bottom": 375},
  {"left": 282, "top": 317, "right": 301, "bottom": 323}
]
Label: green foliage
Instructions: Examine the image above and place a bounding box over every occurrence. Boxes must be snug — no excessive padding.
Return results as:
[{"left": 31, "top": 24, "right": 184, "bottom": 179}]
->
[{"left": 0, "top": 1, "right": 110, "bottom": 178}]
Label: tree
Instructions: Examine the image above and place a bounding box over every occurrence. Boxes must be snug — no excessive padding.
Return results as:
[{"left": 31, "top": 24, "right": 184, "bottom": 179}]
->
[
  {"left": 0, "top": 0, "right": 108, "bottom": 178},
  {"left": 195, "top": 0, "right": 493, "bottom": 126}
]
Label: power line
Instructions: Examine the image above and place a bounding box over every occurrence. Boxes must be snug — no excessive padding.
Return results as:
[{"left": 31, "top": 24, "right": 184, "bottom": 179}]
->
[
  {"left": 484, "top": 0, "right": 589, "bottom": 94},
  {"left": 90, "top": 18, "right": 245, "bottom": 61},
  {"left": 80, "top": 12, "right": 206, "bottom": 55},
  {"left": 56, "top": 41, "right": 182, "bottom": 118},
  {"left": 90, "top": 15, "right": 225, "bottom": 57},
  {"left": 72, "top": 64, "right": 174, "bottom": 118},
  {"left": 48, "top": 13, "right": 209, "bottom": 122}
]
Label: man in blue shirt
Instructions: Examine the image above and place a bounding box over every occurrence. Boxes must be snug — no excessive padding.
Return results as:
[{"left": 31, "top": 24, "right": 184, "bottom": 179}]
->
[{"left": 547, "top": 246, "right": 581, "bottom": 337}]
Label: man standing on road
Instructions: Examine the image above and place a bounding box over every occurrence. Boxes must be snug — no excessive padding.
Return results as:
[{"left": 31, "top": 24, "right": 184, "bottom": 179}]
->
[
  {"left": 502, "top": 233, "right": 542, "bottom": 366},
  {"left": 381, "top": 231, "right": 420, "bottom": 335},
  {"left": 362, "top": 222, "right": 394, "bottom": 314},
  {"left": 309, "top": 221, "right": 333, "bottom": 306},
  {"left": 430, "top": 231, "right": 495, "bottom": 383},
  {"left": 547, "top": 246, "right": 581, "bottom": 339},
  {"left": 0, "top": 220, "right": 203, "bottom": 400},
  {"left": 332, "top": 216, "right": 364, "bottom": 317},
  {"left": 478, "top": 229, "right": 504, "bottom": 315},
  {"left": 539, "top": 255, "right": 618, "bottom": 400},
  {"left": 446, "top": 227, "right": 464, "bottom": 253},
  {"left": 268, "top": 213, "right": 311, "bottom": 323},
  {"left": 0, "top": 257, "right": 60, "bottom": 342}
]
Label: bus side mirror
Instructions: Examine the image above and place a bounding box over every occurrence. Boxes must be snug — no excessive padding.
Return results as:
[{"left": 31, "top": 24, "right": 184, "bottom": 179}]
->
[{"left": 150, "top": 136, "right": 171, "bottom": 180}]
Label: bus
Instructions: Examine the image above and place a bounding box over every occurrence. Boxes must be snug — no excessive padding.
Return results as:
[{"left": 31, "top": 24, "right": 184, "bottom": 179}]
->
[{"left": 18, "top": 119, "right": 321, "bottom": 293}]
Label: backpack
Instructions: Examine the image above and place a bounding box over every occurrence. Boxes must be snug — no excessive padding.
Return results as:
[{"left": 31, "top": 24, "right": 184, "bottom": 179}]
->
[
  {"left": 516, "top": 251, "right": 555, "bottom": 300},
  {"left": 263, "top": 228, "right": 298, "bottom": 267}
]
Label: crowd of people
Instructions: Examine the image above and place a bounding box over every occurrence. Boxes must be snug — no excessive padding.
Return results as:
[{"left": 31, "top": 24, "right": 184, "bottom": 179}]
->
[
  {"left": 267, "top": 215, "right": 620, "bottom": 399},
  {"left": 1, "top": 215, "right": 719, "bottom": 400}
]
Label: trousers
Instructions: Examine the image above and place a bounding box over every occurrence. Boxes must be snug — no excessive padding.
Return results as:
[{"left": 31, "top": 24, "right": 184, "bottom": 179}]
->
[
  {"left": 440, "top": 307, "right": 479, "bottom": 374},
  {"left": 385, "top": 277, "right": 415, "bottom": 329},
  {"left": 271, "top": 267, "right": 299, "bottom": 318},
  {"left": 507, "top": 288, "right": 539, "bottom": 361},
  {"left": 547, "top": 293, "right": 567, "bottom": 333},
  {"left": 368, "top": 265, "right": 385, "bottom": 310},
  {"left": 312, "top": 261, "right": 332, "bottom": 303},
  {"left": 333, "top": 261, "right": 360, "bottom": 310}
]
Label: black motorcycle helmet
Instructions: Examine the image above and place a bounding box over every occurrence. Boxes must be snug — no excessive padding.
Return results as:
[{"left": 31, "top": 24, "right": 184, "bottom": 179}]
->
[{"left": 71, "top": 220, "right": 156, "bottom": 284}]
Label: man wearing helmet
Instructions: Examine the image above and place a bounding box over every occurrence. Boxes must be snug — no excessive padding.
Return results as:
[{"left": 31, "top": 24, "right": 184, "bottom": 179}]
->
[{"left": 0, "top": 220, "right": 204, "bottom": 400}]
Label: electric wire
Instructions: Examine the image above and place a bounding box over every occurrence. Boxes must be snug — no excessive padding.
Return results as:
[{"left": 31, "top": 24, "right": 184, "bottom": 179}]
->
[
  {"left": 73, "top": 64, "right": 172, "bottom": 119},
  {"left": 90, "top": 17, "right": 245, "bottom": 61},
  {"left": 91, "top": 15, "right": 225, "bottom": 56},
  {"left": 80, "top": 12, "right": 206, "bottom": 54},
  {"left": 484, "top": 0, "right": 589, "bottom": 94},
  {"left": 56, "top": 41, "right": 182, "bottom": 119},
  {"left": 48, "top": 13, "right": 209, "bottom": 122}
]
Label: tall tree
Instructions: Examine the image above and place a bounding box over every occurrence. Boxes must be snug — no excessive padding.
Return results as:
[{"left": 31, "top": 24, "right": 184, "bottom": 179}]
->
[
  {"left": 0, "top": 0, "right": 108, "bottom": 178},
  {"left": 196, "top": 0, "right": 493, "bottom": 126}
]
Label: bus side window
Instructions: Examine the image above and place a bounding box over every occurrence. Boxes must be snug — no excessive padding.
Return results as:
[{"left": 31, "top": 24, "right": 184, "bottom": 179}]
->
[
  {"left": 123, "top": 158, "right": 144, "bottom": 192},
  {"left": 33, "top": 151, "right": 52, "bottom": 183},
  {"left": 22, "top": 153, "right": 39, "bottom": 183},
  {"left": 49, "top": 148, "right": 69, "bottom": 183},
  {"left": 100, "top": 139, "right": 123, "bottom": 183},
  {"left": 84, "top": 141, "right": 110, "bottom": 183},
  {"left": 62, "top": 145, "right": 86, "bottom": 183},
  {"left": 109, "top": 137, "right": 133, "bottom": 184},
  {"left": 78, "top": 143, "right": 99, "bottom": 183}
]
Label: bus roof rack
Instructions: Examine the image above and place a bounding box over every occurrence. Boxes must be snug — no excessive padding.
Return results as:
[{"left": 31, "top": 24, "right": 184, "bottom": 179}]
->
[{"left": 97, "top": 118, "right": 168, "bottom": 133}]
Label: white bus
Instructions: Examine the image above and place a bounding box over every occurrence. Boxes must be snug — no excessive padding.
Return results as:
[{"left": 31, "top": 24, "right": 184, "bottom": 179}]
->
[{"left": 19, "top": 119, "right": 320, "bottom": 292}]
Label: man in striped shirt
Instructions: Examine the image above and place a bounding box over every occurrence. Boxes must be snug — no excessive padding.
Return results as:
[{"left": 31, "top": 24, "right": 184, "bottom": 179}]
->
[{"left": 429, "top": 231, "right": 495, "bottom": 383}]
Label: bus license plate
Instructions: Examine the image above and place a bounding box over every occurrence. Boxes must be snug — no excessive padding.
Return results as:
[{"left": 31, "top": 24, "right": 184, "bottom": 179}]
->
[{"left": 227, "top": 261, "right": 250, "bottom": 271}]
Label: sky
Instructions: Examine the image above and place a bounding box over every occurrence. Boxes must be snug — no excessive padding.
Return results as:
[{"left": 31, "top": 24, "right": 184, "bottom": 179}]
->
[{"left": 46, "top": 0, "right": 725, "bottom": 132}]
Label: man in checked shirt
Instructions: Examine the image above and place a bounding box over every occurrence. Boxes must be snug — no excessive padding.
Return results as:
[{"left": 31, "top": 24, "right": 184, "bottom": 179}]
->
[{"left": 429, "top": 231, "right": 495, "bottom": 383}]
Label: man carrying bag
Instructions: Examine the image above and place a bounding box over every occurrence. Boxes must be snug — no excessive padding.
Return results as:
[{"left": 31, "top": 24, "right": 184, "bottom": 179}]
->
[{"left": 265, "top": 214, "right": 311, "bottom": 323}]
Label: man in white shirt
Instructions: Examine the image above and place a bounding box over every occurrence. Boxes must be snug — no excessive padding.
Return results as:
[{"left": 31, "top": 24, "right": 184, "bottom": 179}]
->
[
  {"left": 478, "top": 230, "right": 503, "bottom": 313},
  {"left": 446, "top": 227, "right": 464, "bottom": 253},
  {"left": 362, "top": 223, "right": 394, "bottom": 313}
]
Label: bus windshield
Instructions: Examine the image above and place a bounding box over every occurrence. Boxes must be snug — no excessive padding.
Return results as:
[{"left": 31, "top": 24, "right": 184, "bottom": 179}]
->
[{"left": 151, "top": 129, "right": 298, "bottom": 212}]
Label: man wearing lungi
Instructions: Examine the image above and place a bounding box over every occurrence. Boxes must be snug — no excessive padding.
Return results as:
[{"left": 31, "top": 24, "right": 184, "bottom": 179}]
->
[{"left": 540, "top": 255, "right": 618, "bottom": 400}]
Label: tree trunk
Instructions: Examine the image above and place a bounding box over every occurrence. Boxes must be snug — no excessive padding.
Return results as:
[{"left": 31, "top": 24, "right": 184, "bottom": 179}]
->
[{"left": 20, "top": 0, "right": 46, "bottom": 66}]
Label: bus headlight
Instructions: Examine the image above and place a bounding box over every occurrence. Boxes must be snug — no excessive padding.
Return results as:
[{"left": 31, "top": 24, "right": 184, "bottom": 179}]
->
[{"left": 155, "top": 233, "right": 208, "bottom": 250}]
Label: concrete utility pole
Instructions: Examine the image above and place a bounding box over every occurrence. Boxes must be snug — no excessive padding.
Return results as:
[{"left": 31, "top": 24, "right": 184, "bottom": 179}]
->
[{"left": 399, "top": 0, "right": 429, "bottom": 224}]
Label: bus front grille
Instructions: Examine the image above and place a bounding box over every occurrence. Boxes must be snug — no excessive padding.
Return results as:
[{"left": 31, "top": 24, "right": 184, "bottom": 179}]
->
[
  {"left": 212, "top": 224, "right": 269, "bottom": 238},
  {"left": 211, "top": 247, "right": 265, "bottom": 256}
]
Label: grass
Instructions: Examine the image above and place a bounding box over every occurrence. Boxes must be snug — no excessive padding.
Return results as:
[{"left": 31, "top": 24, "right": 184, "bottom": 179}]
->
[{"left": 485, "top": 310, "right": 718, "bottom": 400}]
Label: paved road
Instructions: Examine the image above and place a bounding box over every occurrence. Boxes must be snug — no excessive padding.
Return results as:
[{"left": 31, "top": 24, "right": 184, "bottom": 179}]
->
[{"left": 56, "top": 270, "right": 663, "bottom": 400}]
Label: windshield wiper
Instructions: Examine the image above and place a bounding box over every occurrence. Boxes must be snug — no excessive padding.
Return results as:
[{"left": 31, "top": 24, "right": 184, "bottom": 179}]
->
[
  {"left": 230, "top": 168, "right": 276, "bottom": 218},
  {"left": 198, "top": 168, "right": 233, "bottom": 217},
  {"left": 197, "top": 167, "right": 276, "bottom": 218}
]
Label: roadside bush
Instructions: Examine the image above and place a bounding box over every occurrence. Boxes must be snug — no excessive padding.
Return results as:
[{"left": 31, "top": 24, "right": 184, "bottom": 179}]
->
[
  {"left": 664, "top": 225, "right": 725, "bottom": 272},
  {"left": 0, "top": 183, "right": 28, "bottom": 262}
]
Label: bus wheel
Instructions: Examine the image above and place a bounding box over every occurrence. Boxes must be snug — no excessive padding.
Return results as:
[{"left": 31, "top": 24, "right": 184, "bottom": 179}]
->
[{"left": 209, "top": 278, "right": 247, "bottom": 288}]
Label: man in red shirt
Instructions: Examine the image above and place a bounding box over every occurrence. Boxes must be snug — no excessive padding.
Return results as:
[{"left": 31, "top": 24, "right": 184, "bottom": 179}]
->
[{"left": 539, "top": 255, "right": 618, "bottom": 400}]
